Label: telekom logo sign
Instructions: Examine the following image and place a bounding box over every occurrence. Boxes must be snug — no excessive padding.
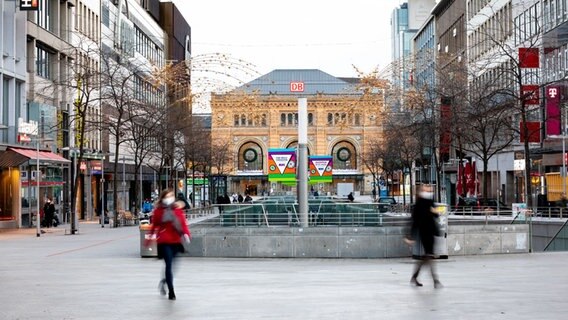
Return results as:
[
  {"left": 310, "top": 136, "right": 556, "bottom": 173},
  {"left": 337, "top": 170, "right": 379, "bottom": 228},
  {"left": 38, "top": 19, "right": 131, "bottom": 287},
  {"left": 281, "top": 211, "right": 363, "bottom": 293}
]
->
[{"left": 548, "top": 87, "right": 558, "bottom": 99}]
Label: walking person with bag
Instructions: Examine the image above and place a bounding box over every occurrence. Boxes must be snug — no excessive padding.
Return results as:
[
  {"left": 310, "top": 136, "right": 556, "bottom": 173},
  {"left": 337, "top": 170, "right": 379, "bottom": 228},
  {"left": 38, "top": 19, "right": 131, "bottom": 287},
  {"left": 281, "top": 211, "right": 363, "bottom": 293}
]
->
[
  {"left": 405, "top": 184, "right": 442, "bottom": 288},
  {"left": 144, "top": 189, "right": 191, "bottom": 300}
]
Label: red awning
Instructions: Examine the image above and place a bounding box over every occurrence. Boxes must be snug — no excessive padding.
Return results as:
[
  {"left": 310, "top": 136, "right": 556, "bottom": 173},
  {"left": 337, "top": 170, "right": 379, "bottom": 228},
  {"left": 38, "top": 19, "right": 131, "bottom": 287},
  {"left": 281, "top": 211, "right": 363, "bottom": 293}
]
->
[
  {"left": 0, "top": 147, "right": 70, "bottom": 168},
  {"left": 9, "top": 147, "right": 70, "bottom": 163}
]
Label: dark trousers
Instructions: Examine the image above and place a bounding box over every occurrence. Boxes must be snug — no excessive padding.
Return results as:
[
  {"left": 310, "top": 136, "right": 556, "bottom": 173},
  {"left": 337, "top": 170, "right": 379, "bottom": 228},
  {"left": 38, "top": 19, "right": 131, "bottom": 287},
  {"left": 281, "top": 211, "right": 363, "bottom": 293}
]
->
[
  {"left": 159, "top": 244, "right": 180, "bottom": 295},
  {"left": 412, "top": 256, "right": 438, "bottom": 281}
]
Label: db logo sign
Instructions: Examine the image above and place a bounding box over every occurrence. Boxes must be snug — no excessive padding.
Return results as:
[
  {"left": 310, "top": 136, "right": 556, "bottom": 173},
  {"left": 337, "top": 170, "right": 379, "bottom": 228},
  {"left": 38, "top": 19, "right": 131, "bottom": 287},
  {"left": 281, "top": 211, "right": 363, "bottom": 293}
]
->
[
  {"left": 290, "top": 82, "right": 305, "bottom": 92},
  {"left": 547, "top": 86, "right": 560, "bottom": 99}
]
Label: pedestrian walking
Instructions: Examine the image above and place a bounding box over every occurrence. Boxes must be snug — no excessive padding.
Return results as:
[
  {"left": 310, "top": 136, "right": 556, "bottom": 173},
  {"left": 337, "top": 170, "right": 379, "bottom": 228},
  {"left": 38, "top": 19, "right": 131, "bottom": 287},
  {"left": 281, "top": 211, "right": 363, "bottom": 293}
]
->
[
  {"left": 43, "top": 198, "right": 55, "bottom": 228},
  {"left": 405, "top": 184, "right": 442, "bottom": 288},
  {"left": 144, "top": 189, "right": 191, "bottom": 300}
]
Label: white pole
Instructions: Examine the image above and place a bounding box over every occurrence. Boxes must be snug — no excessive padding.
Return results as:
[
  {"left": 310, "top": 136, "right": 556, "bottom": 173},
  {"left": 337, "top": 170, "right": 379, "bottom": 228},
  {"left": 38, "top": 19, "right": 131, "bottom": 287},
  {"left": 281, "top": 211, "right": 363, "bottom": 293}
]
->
[
  {"left": 297, "top": 98, "right": 308, "bottom": 227},
  {"left": 36, "top": 140, "right": 41, "bottom": 237}
]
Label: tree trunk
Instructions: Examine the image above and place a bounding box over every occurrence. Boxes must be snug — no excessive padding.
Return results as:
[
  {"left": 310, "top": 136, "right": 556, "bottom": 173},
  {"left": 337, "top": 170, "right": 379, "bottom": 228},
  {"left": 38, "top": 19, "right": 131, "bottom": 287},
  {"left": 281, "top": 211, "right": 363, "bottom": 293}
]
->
[
  {"left": 482, "top": 157, "right": 489, "bottom": 200},
  {"left": 521, "top": 100, "right": 533, "bottom": 207},
  {"left": 112, "top": 143, "right": 120, "bottom": 228}
]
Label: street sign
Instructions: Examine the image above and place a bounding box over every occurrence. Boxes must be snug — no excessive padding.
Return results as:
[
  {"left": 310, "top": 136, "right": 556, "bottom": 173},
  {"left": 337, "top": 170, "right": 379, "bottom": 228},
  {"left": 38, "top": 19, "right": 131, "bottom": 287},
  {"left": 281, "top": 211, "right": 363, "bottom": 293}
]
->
[
  {"left": 20, "top": 0, "right": 39, "bottom": 11},
  {"left": 290, "top": 81, "right": 305, "bottom": 92}
]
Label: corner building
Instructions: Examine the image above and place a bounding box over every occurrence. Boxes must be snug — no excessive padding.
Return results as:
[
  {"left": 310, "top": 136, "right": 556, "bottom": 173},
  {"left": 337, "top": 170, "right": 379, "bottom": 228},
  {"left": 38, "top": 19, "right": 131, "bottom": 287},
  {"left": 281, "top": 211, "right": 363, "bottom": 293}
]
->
[{"left": 210, "top": 69, "right": 384, "bottom": 197}]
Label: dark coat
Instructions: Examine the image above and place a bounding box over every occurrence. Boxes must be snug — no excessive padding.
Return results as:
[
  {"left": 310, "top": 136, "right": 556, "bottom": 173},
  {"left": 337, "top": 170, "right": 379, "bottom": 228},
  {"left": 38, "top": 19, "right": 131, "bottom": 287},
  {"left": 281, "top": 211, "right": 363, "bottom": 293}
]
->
[
  {"left": 43, "top": 203, "right": 55, "bottom": 217},
  {"left": 411, "top": 197, "right": 439, "bottom": 255}
]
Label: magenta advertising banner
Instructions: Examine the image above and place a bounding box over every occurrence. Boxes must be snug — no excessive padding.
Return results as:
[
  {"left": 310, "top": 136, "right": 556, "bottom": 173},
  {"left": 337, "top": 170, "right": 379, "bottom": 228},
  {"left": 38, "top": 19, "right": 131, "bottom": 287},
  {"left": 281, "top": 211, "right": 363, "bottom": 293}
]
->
[{"left": 546, "top": 86, "right": 561, "bottom": 136}]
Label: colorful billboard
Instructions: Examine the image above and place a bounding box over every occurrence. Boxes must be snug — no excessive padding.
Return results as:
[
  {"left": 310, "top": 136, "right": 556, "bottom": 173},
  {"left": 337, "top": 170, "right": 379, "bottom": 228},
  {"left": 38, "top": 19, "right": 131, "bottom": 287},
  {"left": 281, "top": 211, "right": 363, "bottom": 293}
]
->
[
  {"left": 309, "top": 155, "right": 333, "bottom": 183},
  {"left": 268, "top": 148, "right": 296, "bottom": 183}
]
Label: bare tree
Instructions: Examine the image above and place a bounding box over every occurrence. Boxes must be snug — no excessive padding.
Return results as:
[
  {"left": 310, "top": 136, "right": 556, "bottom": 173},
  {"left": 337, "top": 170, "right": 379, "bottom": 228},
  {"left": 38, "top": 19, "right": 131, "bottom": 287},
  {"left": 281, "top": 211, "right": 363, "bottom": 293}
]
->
[
  {"left": 53, "top": 37, "right": 103, "bottom": 233},
  {"left": 98, "top": 45, "right": 157, "bottom": 226}
]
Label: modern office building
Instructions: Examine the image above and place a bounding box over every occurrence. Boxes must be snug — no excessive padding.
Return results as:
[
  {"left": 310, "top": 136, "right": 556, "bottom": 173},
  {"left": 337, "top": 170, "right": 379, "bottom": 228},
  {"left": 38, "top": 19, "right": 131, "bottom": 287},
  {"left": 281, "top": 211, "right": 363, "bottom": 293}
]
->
[
  {"left": 412, "top": 15, "right": 436, "bottom": 89},
  {"left": 0, "top": 0, "right": 30, "bottom": 227},
  {"left": 390, "top": 0, "right": 437, "bottom": 111},
  {"left": 99, "top": 0, "right": 168, "bottom": 214},
  {"left": 158, "top": 0, "right": 192, "bottom": 201},
  {"left": 0, "top": 0, "right": 194, "bottom": 229},
  {"left": 0, "top": 1, "right": 75, "bottom": 229}
]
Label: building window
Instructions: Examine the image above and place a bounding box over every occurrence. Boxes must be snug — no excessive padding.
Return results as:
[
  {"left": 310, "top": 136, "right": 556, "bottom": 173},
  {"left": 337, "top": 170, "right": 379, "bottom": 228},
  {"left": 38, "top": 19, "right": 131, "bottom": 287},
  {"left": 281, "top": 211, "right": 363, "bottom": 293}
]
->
[
  {"left": 36, "top": 46, "right": 51, "bottom": 79},
  {"left": 238, "top": 142, "right": 263, "bottom": 171},
  {"left": 2, "top": 79, "right": 9, "bottom": 132},
  {"left": 37, "top": 0, "right": 51, "bottom": 31},
  {"left": 332, "top": 141, "right": 357, "bottom": 170},
  {"left": 15, "top": 82, "right": 22, "bottom": 126},
  {"left": 102, "top": 1, "right": 110, "bottom": 27},
  {"left": 280, "top": 112, "right": 308, "bottom": 126}
]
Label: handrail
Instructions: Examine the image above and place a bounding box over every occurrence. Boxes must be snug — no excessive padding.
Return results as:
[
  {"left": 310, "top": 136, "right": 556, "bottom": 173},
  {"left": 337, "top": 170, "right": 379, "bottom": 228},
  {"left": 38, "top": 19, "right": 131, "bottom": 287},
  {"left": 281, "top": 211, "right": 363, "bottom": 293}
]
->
[{"left": 543, "top": 219, "right": 568, "bottom": 251}]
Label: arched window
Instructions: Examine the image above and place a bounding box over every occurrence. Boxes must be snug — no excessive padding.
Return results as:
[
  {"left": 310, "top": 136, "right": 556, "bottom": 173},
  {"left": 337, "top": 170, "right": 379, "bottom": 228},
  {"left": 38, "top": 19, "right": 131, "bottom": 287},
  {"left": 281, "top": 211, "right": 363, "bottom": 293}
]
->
[
  {"left": 234, "top": 114, "right": 239, "bottom": 126},
  {"left": 354, "top": 113, "right": 361, "bottom": 126},
  {"left": 308, "top": 113, "right": 314, "bottom": 125},
  {"left": 238, "top": 142, "right": 263, "bottom": 171},
  {"left": 240, "top": 114, "right": 246, "bottom": 126},
  {"left": 334, "top": 113, "right": 340, "bottom": 125},
  {"left": 332, "top": 141, "right": 357, "bottom": 170},
  {"left": 281, "top": 113, "right": 286, "bottom": 126},
  {"left": 287, "top": 113, "right": 293, "bottom": 126},
  {"left": 327, "top": 113, "right": 333, "bottom": 125}
]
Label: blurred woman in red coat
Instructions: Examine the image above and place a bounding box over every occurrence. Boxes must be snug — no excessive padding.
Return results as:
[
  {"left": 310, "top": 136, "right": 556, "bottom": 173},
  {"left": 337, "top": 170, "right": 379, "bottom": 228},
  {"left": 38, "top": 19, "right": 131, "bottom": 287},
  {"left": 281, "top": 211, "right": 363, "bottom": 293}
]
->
[{"left": 145, "top": 188, "right": 191, "bottom": 300}]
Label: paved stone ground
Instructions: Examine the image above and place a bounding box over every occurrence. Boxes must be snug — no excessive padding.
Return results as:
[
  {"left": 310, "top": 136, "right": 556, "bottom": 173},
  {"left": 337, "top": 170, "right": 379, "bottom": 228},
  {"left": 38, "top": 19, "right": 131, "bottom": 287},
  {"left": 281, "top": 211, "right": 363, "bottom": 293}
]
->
[{"left": 1, "top": 222, "right": 567, "bottom": 320}]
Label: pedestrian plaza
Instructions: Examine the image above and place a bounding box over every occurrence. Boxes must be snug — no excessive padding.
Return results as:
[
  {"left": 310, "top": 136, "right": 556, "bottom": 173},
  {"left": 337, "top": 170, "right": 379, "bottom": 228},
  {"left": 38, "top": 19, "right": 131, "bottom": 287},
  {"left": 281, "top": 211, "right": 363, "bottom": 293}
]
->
[{"left": 0, "top": 222, "right": 567, "bottom": 319}]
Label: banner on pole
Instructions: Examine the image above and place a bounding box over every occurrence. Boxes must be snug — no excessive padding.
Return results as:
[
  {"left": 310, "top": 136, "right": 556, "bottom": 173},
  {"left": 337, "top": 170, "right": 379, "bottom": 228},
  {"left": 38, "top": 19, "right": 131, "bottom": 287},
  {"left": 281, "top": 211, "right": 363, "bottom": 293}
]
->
[
  {"left": 309, "top": 155, "right": 333, "bottom": 183},
  {"left": 268, "top": 148, "right": 296, "bottom": 182}
]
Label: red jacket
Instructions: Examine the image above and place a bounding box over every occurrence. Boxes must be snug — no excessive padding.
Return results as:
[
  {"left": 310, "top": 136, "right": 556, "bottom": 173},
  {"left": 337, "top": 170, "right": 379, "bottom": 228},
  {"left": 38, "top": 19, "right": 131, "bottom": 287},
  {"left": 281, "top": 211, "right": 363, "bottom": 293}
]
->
[{"left": 149, "top": 205, "right": 191, "bottom": 244}]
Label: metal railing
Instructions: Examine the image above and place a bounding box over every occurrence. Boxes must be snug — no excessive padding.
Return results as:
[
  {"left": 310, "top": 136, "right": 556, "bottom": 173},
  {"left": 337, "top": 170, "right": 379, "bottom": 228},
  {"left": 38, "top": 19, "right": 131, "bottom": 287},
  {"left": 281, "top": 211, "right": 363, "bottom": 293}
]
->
[
  {"left": 176, "top": 201, "right": 568, "bottom": 228},
  {"left": 192, "top": 203, "right": 411, "bottom": 228}
]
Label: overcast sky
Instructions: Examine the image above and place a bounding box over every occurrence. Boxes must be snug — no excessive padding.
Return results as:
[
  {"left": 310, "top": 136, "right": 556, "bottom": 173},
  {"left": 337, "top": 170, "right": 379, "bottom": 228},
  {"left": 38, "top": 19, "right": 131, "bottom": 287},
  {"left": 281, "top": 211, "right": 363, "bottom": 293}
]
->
[{"left": 172, "top": 0, "right": 403, "bottom": 81}]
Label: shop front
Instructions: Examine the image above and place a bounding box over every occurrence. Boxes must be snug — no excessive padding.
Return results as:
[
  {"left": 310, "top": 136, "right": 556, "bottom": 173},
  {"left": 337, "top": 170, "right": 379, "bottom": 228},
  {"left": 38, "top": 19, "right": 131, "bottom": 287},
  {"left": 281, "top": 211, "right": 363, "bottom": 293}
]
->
[{"left": 0, "top": 147, "right": 70, "bottom": 229}]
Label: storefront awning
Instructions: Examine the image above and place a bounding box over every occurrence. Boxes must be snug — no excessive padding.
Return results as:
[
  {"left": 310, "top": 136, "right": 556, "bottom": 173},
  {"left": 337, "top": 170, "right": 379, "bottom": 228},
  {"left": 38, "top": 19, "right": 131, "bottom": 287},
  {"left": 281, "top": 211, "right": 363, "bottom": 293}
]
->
[{"left": 0, "top": 147, "right": 70, "bottom": 168}]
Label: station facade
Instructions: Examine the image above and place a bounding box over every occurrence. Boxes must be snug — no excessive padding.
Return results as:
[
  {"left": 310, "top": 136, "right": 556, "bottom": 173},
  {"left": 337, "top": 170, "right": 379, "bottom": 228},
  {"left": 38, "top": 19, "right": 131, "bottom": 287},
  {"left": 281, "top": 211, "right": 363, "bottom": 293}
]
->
[{"left": 210, "top": 69, "right": 385, "bottom": 198}]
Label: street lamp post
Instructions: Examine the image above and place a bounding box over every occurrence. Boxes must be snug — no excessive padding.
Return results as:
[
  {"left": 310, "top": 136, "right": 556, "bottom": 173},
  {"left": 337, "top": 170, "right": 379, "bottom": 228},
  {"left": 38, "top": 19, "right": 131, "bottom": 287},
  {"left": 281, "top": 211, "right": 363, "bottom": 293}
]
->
[
  {"left": 35, "top": 137, "right": 54, "bottom": 237},
  {"left": 101, "top": 155, "right": 105, "bottom": 228},
  {"left": 563, "top": 106, "right": 567, "bottom": 198},
  {"left": 563, "top": 133, "right": 566, "bottom": 198},
  {"left": 139, "top": 162, "right": 143, "bottom": 216},
  {"left": 122, "top": 156, "right": 126, "bottom": 211},
  {"left": 36, "top": 140, "right": 41, "bottom": 237}
]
